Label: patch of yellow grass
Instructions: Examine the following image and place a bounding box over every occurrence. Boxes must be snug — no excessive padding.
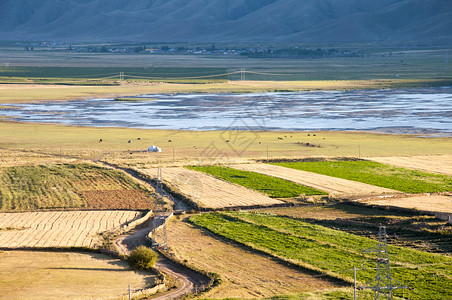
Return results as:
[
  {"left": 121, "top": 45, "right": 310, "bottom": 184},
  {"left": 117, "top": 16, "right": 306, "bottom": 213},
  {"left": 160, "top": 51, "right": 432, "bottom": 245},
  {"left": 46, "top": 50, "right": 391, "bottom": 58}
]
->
[{"left": 0, "top": 251, "right": 157, "bottom": 300}]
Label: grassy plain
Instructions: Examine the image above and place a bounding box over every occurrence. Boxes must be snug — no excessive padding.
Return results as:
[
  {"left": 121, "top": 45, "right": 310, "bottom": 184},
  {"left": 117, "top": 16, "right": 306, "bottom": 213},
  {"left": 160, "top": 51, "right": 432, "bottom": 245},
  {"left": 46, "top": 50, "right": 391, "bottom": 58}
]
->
[
  {"left": 188, "top": 165, "right": 326, "bottom": 198},
  {"left": 271, "top": 160, "right": 452, "bottom": 193},
  {"left": 0, "top": 251, "right": 157, "bottom": 299},
  {"left": 191, "top": 212, "right": 452, "bottom": 300},
  {"left": 1, "top": 122, "right": 451, "bottom": 168},
  {"left": 0, "top": 163, "right": 151, "bottom": 211}
]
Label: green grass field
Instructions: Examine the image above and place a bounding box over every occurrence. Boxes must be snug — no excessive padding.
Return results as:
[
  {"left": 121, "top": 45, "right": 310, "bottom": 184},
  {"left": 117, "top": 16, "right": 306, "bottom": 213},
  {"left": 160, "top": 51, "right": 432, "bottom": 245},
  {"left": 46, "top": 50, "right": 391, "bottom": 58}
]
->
[
  {"left": 270, "top": 160, "right": 452, "bottom": 193},
  {"left": 187, "top": 165, "right": 326, "bottom": 198},
  {"left": 190, "top": 212, "right": 452, "bottom": 300},
  {"left": 0, "top": 163, "right": 149, "bottom": 211}
]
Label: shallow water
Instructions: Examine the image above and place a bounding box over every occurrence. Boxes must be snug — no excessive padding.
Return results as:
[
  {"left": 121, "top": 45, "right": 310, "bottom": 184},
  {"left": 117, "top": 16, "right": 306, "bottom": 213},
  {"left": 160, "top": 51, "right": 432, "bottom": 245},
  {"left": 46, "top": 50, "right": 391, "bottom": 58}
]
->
[{"left": 1, "top": 87, "right": 451, "bottom": 135}]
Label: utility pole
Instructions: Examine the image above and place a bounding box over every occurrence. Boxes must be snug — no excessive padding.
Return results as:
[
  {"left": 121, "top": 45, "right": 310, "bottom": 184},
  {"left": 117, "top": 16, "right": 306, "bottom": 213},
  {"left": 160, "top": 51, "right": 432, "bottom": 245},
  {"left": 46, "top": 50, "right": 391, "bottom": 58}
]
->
[
  {"left": 120, "top": 72, "right": 124, "bottom": 81},
  {"left": 354, "top": 266, "right": 357, "bottom": 300},
  {"left": 241, "top": 68, "right": 245, "bottom": 81},
  {"left": 358, "top": 226, "right": 409, "bottom": 299},
  {"left": 152, "top": 167, "right": 167, "bottom": 250}
]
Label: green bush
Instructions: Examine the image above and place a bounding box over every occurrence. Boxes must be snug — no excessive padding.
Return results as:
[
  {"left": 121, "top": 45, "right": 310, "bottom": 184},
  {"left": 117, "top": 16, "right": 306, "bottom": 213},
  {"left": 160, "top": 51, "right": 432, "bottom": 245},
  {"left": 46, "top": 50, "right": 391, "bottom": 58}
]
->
[{"left": 128, "top": 246, "right": 158, "bottom": 270}]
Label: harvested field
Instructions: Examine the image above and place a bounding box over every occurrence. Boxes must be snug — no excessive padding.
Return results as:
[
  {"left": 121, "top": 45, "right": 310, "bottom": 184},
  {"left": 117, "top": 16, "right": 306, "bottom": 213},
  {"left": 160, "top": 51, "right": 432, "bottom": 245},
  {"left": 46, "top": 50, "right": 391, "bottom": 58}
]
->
[
  {"left": 138, "top": 167, "right": 283, "bottom": 209},
  {"left": 0, "top": 210, "right": 142, "bottom": 248},
  {"left": 0, "top": 251, "right": 157, "bottom": 300},
  {"left": 166, "top": 217, "right": 340, "bottom": 298},
  {"left": 81, "top": 189, "right": 152, "bottom": 210},
  {"left": 363, "top": 194, "right": 452, "bottom": 214},
  {"left": 368, "top": 155, "right": 452, "bottom": 176},
  {"left": 230, "top": 163, "right": 397, "bottom": 198}
]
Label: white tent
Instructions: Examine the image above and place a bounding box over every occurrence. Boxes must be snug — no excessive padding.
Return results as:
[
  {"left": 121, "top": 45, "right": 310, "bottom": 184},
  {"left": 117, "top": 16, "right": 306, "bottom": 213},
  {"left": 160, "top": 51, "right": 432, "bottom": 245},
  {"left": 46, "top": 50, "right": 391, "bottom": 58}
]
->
[{"left": 148, "top": 145, "right": 162, "bottom": 152}]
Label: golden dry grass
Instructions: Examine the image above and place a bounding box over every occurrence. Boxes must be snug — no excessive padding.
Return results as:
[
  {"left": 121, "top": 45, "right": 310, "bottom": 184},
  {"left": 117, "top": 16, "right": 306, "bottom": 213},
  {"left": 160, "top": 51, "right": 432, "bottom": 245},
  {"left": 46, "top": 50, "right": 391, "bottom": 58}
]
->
[
  {"left": 0, "top": 251, "right": 157, "bottom": 300},
  {"left": 0, "top": 210, "right": 142, "bottom": 248},
  {"left": 166, "top": 217, "right": 340, "bottom": 299},
  {"left": 138, "top": 167, "right": 283, "bottom": 209},
  {"left": 230, "top": 163, "right": 398, "bottom": 198}
]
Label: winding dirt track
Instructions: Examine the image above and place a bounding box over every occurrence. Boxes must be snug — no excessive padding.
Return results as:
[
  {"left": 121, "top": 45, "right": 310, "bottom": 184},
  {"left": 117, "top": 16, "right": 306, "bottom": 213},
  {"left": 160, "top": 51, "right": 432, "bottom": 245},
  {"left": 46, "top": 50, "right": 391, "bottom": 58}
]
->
[
  {"left": 138, "top": 167, "right": 284, "bottom": 209},
  {"left": 114, "top": 219, "right": 210, "bottom": 300},
  {"left": 230, "top": 163, "right": 398, "bottom": 197}
]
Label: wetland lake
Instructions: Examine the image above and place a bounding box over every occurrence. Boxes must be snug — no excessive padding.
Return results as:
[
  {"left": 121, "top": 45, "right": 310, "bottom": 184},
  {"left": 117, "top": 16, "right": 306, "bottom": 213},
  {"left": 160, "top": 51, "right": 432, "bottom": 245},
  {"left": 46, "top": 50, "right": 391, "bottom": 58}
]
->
[{"left": 1, "top": 87, "right": 451, "bottom": 135}]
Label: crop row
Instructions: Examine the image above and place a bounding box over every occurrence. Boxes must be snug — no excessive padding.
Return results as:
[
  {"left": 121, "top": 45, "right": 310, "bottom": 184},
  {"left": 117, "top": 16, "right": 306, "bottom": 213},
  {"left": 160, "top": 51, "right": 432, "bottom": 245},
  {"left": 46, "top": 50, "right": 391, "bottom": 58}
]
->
[
  {"left": 190, "top": 212, "right": 452, "bottom": 299},
  {"left": 270, "top": 160, "right": 452, "bottom": 193},
  {"left": 187, "top": 166, "right": 326, "bottom": 198}
]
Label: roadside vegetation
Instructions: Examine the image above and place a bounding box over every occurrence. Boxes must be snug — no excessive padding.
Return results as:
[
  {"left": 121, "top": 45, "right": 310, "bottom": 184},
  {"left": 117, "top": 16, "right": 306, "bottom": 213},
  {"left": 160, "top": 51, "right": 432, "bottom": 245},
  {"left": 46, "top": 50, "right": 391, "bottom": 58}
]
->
[
  {"left": 0, "top": 163, "right": 151, "bottom": 211},
  {"left": 270, "top": 160, "right": 452, "bottom": 193},
  {"left": 128, "top": 246, "right": 158, "bottom": 270},
  {"left": 187, "top": 165, "right": 326, "bottom": 198},
  {"left": 190, "top": 212, "right": 452, "bottom": 300}
]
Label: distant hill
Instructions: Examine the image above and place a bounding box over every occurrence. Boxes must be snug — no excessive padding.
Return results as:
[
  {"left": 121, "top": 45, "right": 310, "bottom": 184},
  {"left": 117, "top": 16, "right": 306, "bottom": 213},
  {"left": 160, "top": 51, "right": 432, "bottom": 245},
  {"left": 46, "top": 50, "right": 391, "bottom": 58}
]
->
[{"left": 0, "top": 0, "right": 451, "bottom": 44}]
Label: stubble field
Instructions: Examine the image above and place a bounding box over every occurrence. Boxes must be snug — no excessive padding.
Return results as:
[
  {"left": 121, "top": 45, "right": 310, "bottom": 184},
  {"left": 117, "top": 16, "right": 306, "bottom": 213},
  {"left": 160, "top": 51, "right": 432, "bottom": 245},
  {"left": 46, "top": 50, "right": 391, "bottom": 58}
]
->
[
  {"left": 138, "top": 167, "right": 283, "bottom": 209},
  {"left": 0, "top": 210, "right": 143, "bottom": 248}
]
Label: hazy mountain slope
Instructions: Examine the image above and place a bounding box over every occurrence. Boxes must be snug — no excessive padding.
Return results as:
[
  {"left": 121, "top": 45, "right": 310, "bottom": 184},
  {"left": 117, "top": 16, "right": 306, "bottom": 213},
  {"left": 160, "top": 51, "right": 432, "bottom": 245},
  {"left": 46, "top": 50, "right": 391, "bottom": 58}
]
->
[{"left": 0, "top": 0, "right": 451, "bottom": 43}]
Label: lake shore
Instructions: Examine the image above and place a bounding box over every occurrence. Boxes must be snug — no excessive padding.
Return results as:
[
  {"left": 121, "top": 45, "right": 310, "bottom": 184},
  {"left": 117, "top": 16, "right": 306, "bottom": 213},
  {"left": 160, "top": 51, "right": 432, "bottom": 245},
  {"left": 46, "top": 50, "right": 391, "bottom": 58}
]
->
[{"left": 1, "top": 78, "right": 452, "bottom": 104}]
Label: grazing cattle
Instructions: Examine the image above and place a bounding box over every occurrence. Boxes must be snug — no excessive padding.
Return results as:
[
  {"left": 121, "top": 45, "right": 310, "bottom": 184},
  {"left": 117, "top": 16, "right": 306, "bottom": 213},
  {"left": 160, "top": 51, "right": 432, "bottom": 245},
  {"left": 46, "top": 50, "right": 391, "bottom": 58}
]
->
[
  {"left": 128, "top": 140, "right": 131, "bottom": 143},
  {"left": 168, "top": 140, "right": 172, "bottom": 142},
  {"left": 307, "top": 134, "right": 310, "bottom": 136},
  {"left": 137, "top": 138, "right": 141, "bottom": 140},
  {"left": 99, "top": 139, "right": 103, "bottom": 143}
]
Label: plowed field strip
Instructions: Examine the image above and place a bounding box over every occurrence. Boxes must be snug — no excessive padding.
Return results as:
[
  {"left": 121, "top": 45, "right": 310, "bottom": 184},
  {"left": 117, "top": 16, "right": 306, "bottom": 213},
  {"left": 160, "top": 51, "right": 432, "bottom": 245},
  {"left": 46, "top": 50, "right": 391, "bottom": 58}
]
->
[
  {"left": 364, "top": 195, "right": 452, "bottom": 214},
  {"left": 230, "top": 163, "right": 397, "bottom": 197},
  {"left": 368, "top": 155, "right": 452, "bottom": 176},
  {"left": 0, "top": 211, "right": 142, "bottom": 248},
  {"left": 138, "top": 167, "right": 283, "bottom": 209}
]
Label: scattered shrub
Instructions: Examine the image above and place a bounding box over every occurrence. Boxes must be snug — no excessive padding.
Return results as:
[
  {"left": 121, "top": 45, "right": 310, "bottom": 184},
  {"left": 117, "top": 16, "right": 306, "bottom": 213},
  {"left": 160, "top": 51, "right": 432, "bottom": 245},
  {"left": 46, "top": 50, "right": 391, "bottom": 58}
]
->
[{"left": 128, "top": 246, "right": 158, "bottom": 270}]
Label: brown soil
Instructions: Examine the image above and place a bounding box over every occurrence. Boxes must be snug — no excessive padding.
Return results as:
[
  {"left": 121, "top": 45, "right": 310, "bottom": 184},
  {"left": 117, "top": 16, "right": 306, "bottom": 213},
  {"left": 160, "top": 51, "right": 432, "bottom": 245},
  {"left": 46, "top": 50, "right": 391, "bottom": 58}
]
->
[
  {"left": 368, "top": 155, "right": 452, "bottom": 176},
  {"left": 138, "top": 167, "right": 283, "bottom": 209},
  {"left": 81, "top": 189, "right": 153, "bottom": 210},
  {"left": 230, "top": 163, "right": 398, "bottom": 198},
  {"left": 0, "top": 210, "right": 142, "bottom": 248},
  {"left": 363, "top": 194, "right": 452, "bottom": 214},
  {"left": 166, "top": 217, "right": 340, "bottom": 299}
]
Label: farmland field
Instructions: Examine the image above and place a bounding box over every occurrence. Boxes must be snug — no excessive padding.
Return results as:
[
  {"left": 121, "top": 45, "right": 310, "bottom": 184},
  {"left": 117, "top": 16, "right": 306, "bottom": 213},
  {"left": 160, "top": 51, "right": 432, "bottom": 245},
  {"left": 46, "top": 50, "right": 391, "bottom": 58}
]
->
[
  {"left": 230, "top": 163, "right": 397, "bottom": 197},
  {"left": 363, "top": 194, "right": 452, "bottom": 214},
  {"left": 270, "top": 160, "right": 452, "bottom": 193},
  {"left": 0, "top": 210, "right": 143, "bottom": 248},
  {"left": 0, "top": 251, "right": 157, "bottom": 299},
  {"left": 138, "top": 167, "right": 283, "bottom": 209},
  {"left": 368, "top": 155, "right": 452, "bottom": 176},
  {"left": 265, "top": 204, "right": 452, "bottom": 254},
  {"left": 191, "top": 212, "right": 452, "bottom": 300},
  {"left": 0, "top": 163, "right": 153, "bottom": 211},
  {"left": 166, "top": 217, "right": 340, "bottom": 299},
  {"left": 188, "top": 165, "right": 327, "bottom": 198}
]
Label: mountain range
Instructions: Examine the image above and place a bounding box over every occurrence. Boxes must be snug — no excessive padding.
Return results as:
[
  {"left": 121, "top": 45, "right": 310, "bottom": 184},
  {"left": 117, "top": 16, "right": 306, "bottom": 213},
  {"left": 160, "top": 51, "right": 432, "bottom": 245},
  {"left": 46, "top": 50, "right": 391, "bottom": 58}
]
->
[{"left": 1, "top": 0, "right": 451, "bottom": 44}]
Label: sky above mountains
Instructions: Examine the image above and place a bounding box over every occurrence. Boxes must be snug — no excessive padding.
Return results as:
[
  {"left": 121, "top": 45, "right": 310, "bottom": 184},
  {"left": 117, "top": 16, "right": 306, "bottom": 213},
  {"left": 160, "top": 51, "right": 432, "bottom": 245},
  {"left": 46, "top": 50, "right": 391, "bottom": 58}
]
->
[{"left": 1, "top": 0, "right": 451, "bottom": 44}]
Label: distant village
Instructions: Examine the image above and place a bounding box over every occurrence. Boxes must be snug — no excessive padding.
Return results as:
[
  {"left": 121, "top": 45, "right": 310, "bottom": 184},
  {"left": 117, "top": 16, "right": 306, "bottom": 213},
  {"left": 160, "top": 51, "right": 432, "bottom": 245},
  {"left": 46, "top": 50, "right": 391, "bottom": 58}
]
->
[{"left": 18, "top": 41, "right": 366, "bottom": 59}]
